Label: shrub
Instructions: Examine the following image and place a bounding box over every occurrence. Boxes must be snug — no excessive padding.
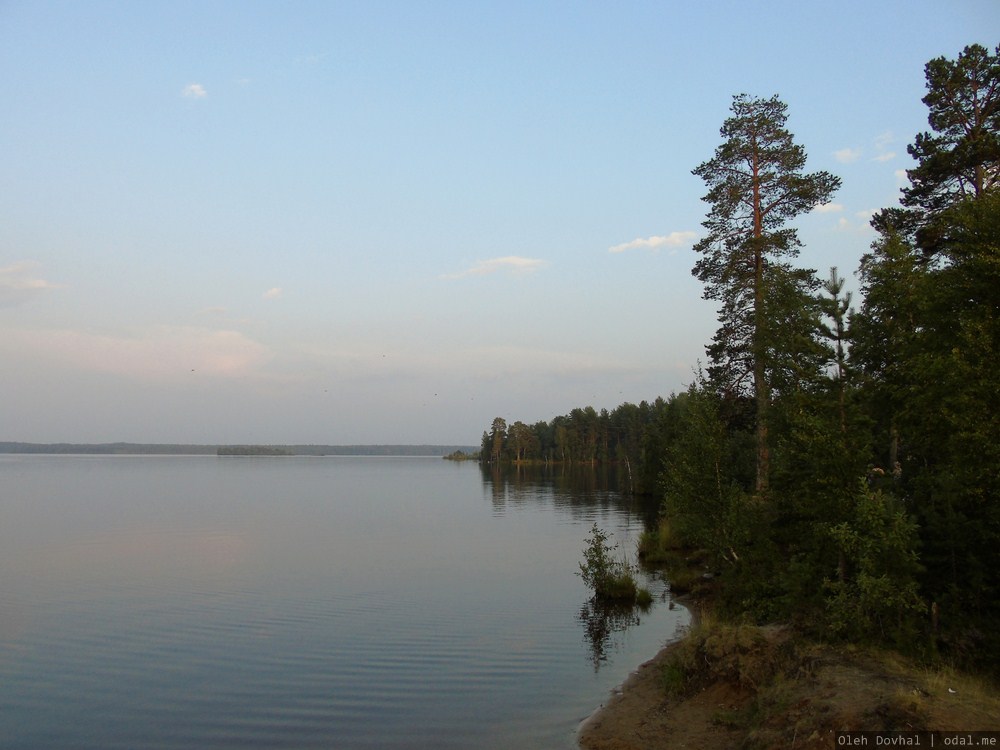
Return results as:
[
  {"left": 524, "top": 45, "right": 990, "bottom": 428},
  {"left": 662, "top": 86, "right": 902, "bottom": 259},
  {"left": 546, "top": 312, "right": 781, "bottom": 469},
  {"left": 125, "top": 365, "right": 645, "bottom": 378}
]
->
[
  {"left": 579, "top": 523, "right": 651, "bottom": 604},
  {"left": 823, "top": 483, "right": 924, "bottom": 648}
]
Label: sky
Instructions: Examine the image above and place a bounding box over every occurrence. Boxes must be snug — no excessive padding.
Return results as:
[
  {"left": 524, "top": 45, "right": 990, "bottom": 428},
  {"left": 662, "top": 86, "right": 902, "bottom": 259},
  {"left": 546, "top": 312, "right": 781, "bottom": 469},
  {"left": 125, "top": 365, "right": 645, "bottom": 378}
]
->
[{"left": 1, "top": 1, "right": 997, "bottom": 445}]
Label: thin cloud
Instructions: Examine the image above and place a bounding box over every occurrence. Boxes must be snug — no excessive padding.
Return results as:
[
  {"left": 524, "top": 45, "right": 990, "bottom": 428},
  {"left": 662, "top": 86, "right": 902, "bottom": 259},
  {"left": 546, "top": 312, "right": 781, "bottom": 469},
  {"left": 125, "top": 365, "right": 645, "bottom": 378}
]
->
[
  {"left": 834, "top": 147, "right": 862, "bottom": 164},
  {"left": 442, "top": 256, "right": 547, "bottom": 280},
  {"left": 194, "top": 306, "right": 252, "bottom": 326},
  {"left": 834, "top": 212, "right": 877, "bottom": 234},
  {"left": 196, "top": 306, "right": 229, "bottom": 317},
  {"left": 0, "top": 261, "right": 63, "bottom": 307},
  {"left": 874, "top": 130, "right": 894, "bottom": 150},
  {"left": 181, "top": 83, "right": 207, "bottom": 99},
  {"left": 871, "top": 131, "right": 896, "bottom": 162},
  {"left": 8, "top": 325, "right": 272, "bottom": 380},
  {"left": 812, "top": 203, "right": 844, "bottom": 214},
  {"left": 457, "top": 345, "right": 635, "bottom": 378},
  {"left": 263, "top": 287, "right": 283, "bottom": 300},
  {"left": 608, "top": 232, "right": 698, "bottom": 254}
]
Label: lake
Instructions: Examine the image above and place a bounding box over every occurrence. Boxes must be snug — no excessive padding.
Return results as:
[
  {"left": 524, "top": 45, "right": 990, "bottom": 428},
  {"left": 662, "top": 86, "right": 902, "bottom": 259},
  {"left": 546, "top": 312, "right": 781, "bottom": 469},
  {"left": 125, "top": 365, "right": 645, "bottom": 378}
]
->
[{"left": 0, "top": 455, "right": 689, "bottom": 749}]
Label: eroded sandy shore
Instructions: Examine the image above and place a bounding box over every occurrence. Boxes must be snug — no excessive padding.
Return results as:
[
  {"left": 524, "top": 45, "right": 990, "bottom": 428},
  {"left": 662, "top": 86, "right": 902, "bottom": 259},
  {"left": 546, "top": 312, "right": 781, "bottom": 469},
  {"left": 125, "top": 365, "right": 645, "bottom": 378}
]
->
[
  {"left": 576, "top": 630, "right": 748, "bottom": 750},
  {"left": 576, "top": 600, "right": 748, "bottom": 750}
]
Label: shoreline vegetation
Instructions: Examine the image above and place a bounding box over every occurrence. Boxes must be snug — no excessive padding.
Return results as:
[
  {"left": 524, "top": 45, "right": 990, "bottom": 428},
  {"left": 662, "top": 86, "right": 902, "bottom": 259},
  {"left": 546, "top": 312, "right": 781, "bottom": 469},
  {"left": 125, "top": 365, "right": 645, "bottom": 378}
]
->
[
  {"left": 545, "top": 43, "right": 1000, "bottom": 745},
  {"left": 579, "top": 523, "right": 653, "bottom": 607},
  {"left": 6, "top": 41, "right": 995, "bottom": 747},
  {"left": 577, "top": 559, "right": 1000, "bottom": 749},
  {"left": 0, "top": 442, "right": 478, "bottom": 457}
]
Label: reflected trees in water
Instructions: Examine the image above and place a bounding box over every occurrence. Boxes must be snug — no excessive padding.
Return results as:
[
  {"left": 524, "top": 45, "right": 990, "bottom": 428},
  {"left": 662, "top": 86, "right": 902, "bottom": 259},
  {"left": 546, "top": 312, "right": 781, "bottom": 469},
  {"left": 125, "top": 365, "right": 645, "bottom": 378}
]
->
[{"left": 577, "top": 598, "right": 648, "bottom": 671}]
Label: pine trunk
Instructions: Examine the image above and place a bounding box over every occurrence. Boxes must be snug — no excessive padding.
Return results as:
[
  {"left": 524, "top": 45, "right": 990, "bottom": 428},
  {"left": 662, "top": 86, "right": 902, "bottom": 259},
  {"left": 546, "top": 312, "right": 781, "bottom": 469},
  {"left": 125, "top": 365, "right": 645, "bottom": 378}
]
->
[{"left": 752, "top": 149, "right": 770, "bottom": 494}]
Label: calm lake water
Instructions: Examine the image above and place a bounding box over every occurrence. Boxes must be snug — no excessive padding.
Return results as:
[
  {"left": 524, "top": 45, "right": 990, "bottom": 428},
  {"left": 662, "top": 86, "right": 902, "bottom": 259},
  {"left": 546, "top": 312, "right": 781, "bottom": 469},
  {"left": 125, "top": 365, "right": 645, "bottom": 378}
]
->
[{"left": 0, "top": 455, "right": 688, "bottom": 749}]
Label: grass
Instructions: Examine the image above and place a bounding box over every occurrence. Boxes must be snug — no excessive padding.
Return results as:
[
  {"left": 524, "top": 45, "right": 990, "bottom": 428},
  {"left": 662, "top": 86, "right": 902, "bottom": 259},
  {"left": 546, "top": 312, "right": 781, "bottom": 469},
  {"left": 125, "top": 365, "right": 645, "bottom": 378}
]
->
[
  {"left": 666, "top": 619, "right": 793, "bottom": 694},
  {"left": 637, "top": 518, "right": 719, "bottom": 597},
  {"left": 591, "top": 557, "right": 654, "bottom": 606},
  {"left": 637, "top": 517, "right": 682, "bottom": 564},
  {"left": 661, "top": 660, "right": 688, "bottom": 698}
]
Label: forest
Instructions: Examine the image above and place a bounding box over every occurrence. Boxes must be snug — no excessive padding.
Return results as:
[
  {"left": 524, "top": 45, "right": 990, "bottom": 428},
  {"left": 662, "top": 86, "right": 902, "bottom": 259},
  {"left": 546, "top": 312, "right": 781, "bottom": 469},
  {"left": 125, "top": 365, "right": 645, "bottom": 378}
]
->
[{"left": 480, "top": 45, "right": 1000, "bottom": 676}]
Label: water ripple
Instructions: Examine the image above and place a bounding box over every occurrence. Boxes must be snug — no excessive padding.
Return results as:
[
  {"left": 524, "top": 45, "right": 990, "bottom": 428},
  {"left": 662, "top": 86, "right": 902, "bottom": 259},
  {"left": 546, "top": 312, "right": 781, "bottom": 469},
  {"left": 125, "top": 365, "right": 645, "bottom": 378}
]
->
[{"left": 0, "top": 456, "right": 688, "bottom": 750}]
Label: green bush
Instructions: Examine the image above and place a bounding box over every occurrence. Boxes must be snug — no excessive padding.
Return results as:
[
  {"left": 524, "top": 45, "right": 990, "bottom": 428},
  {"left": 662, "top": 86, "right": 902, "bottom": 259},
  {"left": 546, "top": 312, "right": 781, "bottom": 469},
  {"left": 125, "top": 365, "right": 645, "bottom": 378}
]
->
[
  {"left": 823, "top": 483, "right": 923, "bottom": 647},
  {"left": 579, "top": 523, "right": 651, "bottom": 604}
]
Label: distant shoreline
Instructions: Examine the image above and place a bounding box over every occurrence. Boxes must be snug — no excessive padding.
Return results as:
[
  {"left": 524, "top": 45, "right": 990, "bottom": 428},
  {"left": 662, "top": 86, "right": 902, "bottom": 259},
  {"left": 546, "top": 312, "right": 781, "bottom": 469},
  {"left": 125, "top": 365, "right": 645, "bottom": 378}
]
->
[{"left": 0, "top": 442, "right": 478, "bottom": 457}]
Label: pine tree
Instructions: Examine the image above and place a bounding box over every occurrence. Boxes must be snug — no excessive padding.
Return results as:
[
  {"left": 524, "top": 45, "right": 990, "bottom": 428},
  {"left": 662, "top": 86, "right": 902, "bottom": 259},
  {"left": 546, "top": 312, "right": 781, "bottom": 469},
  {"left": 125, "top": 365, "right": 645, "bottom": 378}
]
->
[
  {"left": 901, "top": 43, "right": 1000, "bottom": 251},
  {"left": 907, "top": 43, "right": 1000, "bottom": 204},
  {"left": 489, "top": 417, "right": 507, "bottom": 464},
  {"left": 853, "top": 44, "right": 1000, "bottom": 668},
  {"left": 692, "top": 94, "right": 840, "bottom": 493}
]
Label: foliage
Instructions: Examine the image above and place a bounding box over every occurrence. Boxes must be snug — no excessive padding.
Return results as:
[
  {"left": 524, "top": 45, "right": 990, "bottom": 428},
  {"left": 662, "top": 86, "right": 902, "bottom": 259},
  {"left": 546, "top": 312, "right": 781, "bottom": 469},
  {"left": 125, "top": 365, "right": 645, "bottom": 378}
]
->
[
  {"left": 578, "top": 523, "right": 649, "bottom": 604},
  {"left": 904, "top": 44, "right": 1000, "bottom": 227},
  {"left": 851, "top": 47, "right": 1000, "bottom": 670},
  {"left": 217, "top": 445, "right": 294, "bottom": 455},
  {"left": 443, "top": 449, "right": 478, "bottom": 461},
  {"left": 691, "top": 93, "right": 840, "bottom": 492},
  {"left": 661, "top": 381, "right": 758, "bottom": 568},
  {"left": 636, "top": 517, "right": 683, "bottom": 565},
  {"left": 483, "top": 44, "right": 1000, "bottom": 677},
  {"left": 822, "top": 482, "right": 924, "bottom": 647},
  {"left": 480, "top": 396, "right": 682, "bottom": 495}
]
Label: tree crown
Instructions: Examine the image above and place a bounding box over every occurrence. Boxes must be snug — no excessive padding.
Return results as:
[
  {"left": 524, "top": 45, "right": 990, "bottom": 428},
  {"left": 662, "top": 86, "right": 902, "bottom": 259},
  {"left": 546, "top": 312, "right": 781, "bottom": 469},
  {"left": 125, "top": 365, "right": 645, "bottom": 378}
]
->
[{"left": 692, "top": 94, "right": 841, "bottom": 295}]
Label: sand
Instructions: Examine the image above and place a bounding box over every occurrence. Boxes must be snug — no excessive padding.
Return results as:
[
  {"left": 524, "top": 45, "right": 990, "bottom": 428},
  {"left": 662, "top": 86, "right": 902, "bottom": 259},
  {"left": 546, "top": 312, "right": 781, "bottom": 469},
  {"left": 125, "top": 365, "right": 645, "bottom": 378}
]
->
[{"left": 576, "top": 633, "right": 750, "bottom": 750}]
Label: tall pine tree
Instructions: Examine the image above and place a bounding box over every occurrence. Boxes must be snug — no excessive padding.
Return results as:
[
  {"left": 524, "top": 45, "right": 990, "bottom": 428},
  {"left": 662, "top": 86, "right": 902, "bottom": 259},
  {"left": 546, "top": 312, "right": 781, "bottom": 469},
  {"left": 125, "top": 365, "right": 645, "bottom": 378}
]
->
[
  {"left": 692, "top": 94, "right": 840, "bottom": 493},
  {"left": 899, "top": 43, "right": 1000, "bottom": 252}
]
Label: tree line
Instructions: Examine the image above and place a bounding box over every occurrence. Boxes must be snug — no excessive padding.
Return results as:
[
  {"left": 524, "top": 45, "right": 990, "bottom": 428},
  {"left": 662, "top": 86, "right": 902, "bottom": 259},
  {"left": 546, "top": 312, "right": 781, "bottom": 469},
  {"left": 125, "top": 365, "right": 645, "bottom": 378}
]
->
[
  {"left": 479, "top": 401, "right": 688, "bottom": 494},
  {"left": 482, "top": 44, "right": 1000, "bottom": 675}
]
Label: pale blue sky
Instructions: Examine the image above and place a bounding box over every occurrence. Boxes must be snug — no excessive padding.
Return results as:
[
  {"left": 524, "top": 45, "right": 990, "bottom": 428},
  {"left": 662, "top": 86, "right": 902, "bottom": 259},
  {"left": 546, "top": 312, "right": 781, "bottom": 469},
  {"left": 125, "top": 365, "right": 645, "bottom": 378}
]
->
[{"left": 1, "top": 1, "right": 996, "bottom": 444}]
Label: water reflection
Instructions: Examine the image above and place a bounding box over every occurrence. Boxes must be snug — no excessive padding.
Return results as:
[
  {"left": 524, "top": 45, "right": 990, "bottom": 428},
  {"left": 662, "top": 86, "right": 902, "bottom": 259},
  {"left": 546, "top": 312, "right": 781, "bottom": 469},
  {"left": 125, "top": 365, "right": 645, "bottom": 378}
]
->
[
  {"left": 578, "top": 597, "right": 649, "bottom": 670},
  {"left": 479, "top": 462, "right": 660, "bottom": 526},
  {"left": 480, "top": 462, "right": 669, "bottom": 672},
  {"left": 1, "top": 455, "right": 688, "bottom": 750}
]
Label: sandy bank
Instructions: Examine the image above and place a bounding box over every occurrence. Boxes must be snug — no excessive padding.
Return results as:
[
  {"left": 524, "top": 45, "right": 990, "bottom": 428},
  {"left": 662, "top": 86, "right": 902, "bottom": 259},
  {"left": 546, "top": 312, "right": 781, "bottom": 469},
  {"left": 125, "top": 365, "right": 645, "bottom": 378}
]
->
[
  {"left": 577, "top": 611, "right": 1000, "bottom": 750},
  {"left": 576, "top": 624, "right": 748, "bottom": 750},
  {"left": 577, "top": 599, "right": 747, "bottom": 750}
]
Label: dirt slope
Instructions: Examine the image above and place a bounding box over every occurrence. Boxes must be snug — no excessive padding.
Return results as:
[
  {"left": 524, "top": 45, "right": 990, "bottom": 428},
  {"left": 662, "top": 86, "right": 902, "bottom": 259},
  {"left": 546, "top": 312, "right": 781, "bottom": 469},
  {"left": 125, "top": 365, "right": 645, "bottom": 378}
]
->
[{"left": 578, "top": 624, "right": 1000, "bottom": 750}]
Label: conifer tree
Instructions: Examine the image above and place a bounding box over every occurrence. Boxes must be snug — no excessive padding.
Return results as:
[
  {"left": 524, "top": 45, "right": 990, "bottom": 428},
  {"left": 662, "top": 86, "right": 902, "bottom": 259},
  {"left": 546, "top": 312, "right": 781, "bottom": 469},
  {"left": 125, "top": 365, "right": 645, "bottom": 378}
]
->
[
  {"left": 906, "top": 44, "right": 1000, "bottom": 210},
  {"left": 853, "top": 44, "right": 1000, "bottom": 667},
  {"left": 489, "top": 417, "right": 507, "bottom": 464},
  {"left": 692, "top": 94, "right": 840, "bottom": 493},
  {"left": 893, "top": 44, "right": 1000, "bottom": 252}
]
